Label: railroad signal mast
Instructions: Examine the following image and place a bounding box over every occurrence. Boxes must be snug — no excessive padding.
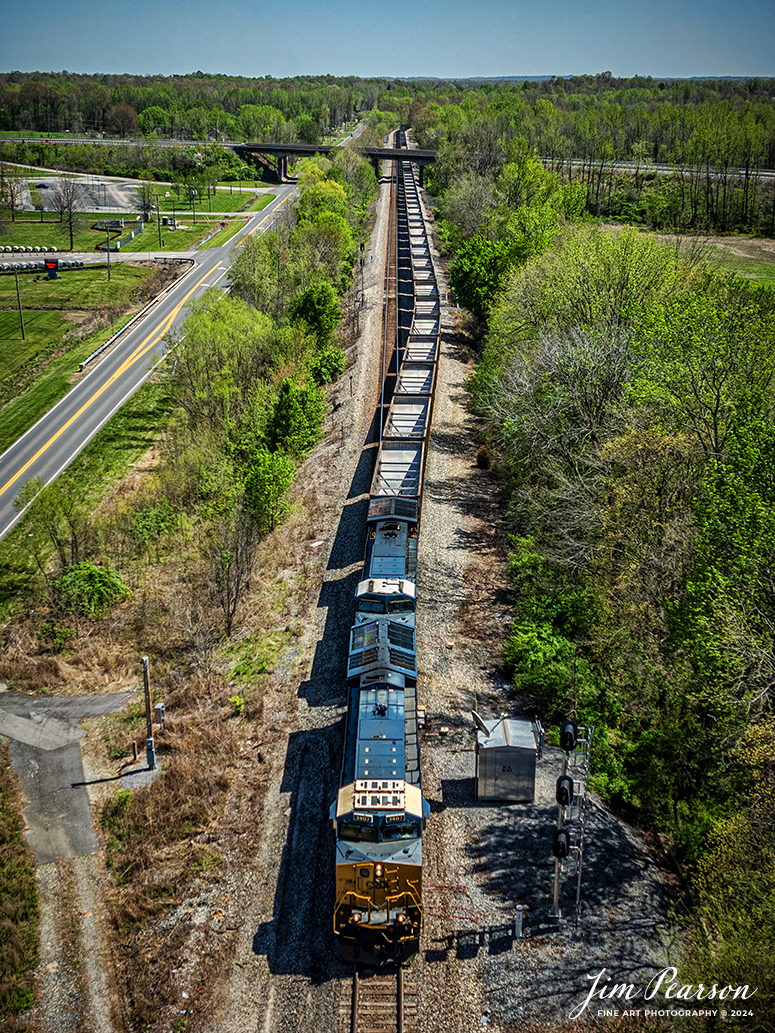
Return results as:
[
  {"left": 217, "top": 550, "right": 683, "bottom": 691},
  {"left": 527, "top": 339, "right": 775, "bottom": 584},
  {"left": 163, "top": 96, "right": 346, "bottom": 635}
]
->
[{"left": 551, "top": 720, "right": 594, "bottom": 923}]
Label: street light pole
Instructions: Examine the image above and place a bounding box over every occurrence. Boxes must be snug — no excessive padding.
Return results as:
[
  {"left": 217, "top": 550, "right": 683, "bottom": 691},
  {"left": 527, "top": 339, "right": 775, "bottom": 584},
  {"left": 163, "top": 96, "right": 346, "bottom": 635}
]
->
[{"left": 14, "top": 267, "right": 25, "bottom": 341}]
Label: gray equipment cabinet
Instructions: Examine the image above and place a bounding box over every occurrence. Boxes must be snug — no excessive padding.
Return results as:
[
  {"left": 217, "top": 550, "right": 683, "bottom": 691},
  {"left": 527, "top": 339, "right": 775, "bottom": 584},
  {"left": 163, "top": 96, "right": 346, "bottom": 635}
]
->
[{"left": 476, "top": 718, "right": 540, "bottom": 802}]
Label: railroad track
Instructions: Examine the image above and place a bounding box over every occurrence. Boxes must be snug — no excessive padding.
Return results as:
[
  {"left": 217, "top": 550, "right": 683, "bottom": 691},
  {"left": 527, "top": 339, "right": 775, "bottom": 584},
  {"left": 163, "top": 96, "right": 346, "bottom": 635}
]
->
[{"left": 339, "top": 966, "right": 418, "bottom": 1033}]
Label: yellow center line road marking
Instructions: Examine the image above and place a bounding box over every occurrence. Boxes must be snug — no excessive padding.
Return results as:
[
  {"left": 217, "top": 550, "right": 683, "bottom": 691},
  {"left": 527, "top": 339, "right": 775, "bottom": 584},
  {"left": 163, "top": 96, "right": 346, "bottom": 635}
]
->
[
  {"left": 0, "top": 261, "right": 221, "bottom": 503},
  {"left": 236, "top": 191, "right": 293, "bottom": 246}
]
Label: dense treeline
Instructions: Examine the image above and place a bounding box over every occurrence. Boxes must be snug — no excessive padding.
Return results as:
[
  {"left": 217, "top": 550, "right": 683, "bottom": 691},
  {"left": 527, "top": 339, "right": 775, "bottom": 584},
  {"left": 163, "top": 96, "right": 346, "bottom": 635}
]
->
[
  {"left": 406, "top": 75, "right": 775, "bottom": 234},
  {"left": 470, "top": 227, "right": 775, "bottom": 1024},
  {"left": 0, "top": 69, "right": 382, "bottom": 142},
  {"left": 5, "top": 69, "right": 775, "bottom": 232},
  {"left": 424, "top": 81, "right": 775, "bottom": 1021}
]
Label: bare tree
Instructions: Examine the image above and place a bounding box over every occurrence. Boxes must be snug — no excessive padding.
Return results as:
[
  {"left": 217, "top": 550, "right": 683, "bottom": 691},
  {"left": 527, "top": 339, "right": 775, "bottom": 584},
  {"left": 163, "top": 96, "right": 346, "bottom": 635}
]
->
[
  {"left": 49, "top": 177, "right": 89, "bottom": 250},
  {"left": 135, "top": 177, "right": 158, "bottom": 220},
  {"left": 204, "top": 505, "right": 259, "bottom": 638},
  {"left": 108, "top": 102, "right": 137, "bottom": 139},
  {"left": 6, "top": 177, "right": 27, "bottom": 221}
]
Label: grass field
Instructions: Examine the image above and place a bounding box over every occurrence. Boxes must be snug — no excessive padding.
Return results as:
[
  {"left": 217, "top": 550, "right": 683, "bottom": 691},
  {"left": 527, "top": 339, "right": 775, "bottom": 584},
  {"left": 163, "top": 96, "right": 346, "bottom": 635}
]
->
[
  {"left": 106, "top": 217, "right": 241, "bottom": 253},
  {"left": 1, "top": 215, "right": 230, "bottom": 254},
  {"left": 1, "top": 189, "right": 275, "bottom": 252},
  {"left": 155, "top": 188, "right": 273, "bottom": 215},
  {"left": 706, "top": 236, "right": 775, "bottom": 287}
]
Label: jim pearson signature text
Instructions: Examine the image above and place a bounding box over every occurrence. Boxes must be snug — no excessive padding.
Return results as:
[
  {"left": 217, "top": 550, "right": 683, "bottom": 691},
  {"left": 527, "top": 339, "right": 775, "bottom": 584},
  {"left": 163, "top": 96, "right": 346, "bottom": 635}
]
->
[{"left": 569, "top": 967, "right": 756, "bottom": 1020}]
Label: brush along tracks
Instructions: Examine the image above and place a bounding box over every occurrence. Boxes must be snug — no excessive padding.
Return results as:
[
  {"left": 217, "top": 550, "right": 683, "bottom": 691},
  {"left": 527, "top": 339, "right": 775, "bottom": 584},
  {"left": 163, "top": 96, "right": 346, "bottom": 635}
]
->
[{"left": 339, "top": 966, "right": 418, "bottom": 1033}]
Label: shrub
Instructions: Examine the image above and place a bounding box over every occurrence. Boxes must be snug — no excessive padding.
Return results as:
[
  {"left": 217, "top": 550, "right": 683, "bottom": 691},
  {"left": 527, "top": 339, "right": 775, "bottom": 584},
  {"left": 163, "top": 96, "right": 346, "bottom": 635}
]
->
[
  {"left": 290, "top": 281, "right": 341, "bottom": 345},
  {"left": 53, "top": 560, "right": 130, "bottom": 616},
  {"left": 269, "top": 378, "right": 327, "bottom": 458},
  {"left": 133, "top": 498, "right": 177, "bottom": 546},
  {"left": 37, "top": 618, "right": 75, "bottom": 653},
  {"left": 308, "top": 345, "right": 345, "bottom": 385}
]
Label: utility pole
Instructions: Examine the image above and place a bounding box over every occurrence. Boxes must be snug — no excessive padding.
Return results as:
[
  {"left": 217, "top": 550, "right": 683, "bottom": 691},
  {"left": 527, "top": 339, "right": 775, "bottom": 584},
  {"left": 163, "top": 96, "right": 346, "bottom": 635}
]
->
[
  {"left": 156, "top": 199, "right": 162, "bottom": 248},
  {"left": 13, "top": 267, "right": 25, "bottom": 341},
  {"left": 142, "top": 656, "right": 155, "bottom": 769},
  {"left": 550, "top": 721, "right": 593, "bottom": 924},
  {"left": 105, "top": 224, "right": 111, "bottom": 281}
]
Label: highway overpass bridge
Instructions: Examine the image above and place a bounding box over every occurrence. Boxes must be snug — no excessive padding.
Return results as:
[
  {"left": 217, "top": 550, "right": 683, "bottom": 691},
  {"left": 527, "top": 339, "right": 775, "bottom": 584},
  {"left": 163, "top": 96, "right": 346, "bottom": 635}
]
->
[
  {"left": 0, "top": 134, "right": 438, "bottom": 184},
  {"left": 229, "top": 142, "right": 437, "bottom": 184}
]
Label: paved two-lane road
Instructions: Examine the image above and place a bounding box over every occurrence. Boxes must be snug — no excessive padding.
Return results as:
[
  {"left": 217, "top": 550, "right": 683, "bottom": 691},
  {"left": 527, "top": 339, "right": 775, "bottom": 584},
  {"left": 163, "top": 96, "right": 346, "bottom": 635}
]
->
[{"left": 0, "top": 185, "right": 295, "bottom": 541}]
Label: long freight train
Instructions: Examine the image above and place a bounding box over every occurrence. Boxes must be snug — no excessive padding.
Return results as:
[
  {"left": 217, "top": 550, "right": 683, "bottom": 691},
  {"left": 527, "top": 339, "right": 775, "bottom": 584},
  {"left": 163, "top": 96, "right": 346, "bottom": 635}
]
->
[{"left": 331, "top": 137, "right": 439, "bottom": 966}]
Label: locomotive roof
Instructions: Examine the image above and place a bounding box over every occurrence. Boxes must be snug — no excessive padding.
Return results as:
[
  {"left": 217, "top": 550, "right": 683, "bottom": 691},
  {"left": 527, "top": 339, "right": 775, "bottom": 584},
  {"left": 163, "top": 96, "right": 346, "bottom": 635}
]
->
[{"left": 354, "top": 685, "right": 407, "bottom": 784}]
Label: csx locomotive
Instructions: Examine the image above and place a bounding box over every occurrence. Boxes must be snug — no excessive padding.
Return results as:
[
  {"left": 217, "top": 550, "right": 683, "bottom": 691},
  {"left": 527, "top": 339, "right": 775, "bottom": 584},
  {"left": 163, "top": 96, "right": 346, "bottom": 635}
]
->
[{"left": 331, "top": 147, "right": 439, "bottom": 966}]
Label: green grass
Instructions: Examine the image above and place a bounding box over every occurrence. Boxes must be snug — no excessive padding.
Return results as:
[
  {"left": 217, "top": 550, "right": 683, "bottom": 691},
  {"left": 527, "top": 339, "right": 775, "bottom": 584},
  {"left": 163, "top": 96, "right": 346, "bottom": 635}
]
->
[
  {"left": 0, "top": 264, "right": 162, "bottom": 450},
  {"left": 0, "top": 376, "right": 173, "bottom": 615},
  {"left": 0, "top": 262, "right": 153, "bottom": 318},
  {"left": 0, "top": 214, "right": 96, "bottom": 252},
  {"left": 1, "top": 212, "right": 248, "bottom": 254},
  {"left": 227, "top": 628, "right": 296, "bottom": 683},
  {"left": 0, "top": 740, "right": 39, "bottom": 1019},
  {"left": 196, "top": 220, "right": 247, "bottom": 250},
  {"left": 114, "top": 219, "right": 218, "bottom": 253},
  {"left": 152, "top": 189, "right": 274, "bottom": 215},
  {"left": 0, "top": 215, "right": 196, "bottom": 255},
  {"left": 708, "top": 244, "right": 775, "bottom": 287}
]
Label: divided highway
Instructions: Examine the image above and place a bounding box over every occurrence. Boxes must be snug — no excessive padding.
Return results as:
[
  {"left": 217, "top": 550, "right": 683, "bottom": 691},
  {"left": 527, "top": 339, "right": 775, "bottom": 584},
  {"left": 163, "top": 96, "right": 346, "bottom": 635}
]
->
[{"left": 0, "top": 185, "right": 296, "bottom": 542}]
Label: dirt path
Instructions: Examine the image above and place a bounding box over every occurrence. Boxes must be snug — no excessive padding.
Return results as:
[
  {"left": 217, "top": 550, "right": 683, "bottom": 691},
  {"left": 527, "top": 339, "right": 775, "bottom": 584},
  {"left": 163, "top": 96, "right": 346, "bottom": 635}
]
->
[{"left": 29, "top": 857, "right": 119, "bottom": 1033}]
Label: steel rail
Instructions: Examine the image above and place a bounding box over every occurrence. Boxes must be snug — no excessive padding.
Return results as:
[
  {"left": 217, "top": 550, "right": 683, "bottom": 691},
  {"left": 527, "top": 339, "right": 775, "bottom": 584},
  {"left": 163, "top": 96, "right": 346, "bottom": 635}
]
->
[{"left": 347, "top": 965, "right": 412, "bottom": 1033}]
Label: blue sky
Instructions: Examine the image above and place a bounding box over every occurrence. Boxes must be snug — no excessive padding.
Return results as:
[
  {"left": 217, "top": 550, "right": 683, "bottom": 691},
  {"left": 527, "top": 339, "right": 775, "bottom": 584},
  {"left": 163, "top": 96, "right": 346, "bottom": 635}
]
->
[{"left": 2, "top": 0, "right": 774, "bottom": 80}]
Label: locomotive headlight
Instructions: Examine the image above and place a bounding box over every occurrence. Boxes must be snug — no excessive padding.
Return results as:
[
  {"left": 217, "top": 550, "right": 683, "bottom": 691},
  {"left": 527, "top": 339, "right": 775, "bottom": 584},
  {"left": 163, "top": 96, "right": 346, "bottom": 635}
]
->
[
  {"left": 351, "top": 913, "right": 361, "bottom": 924},
  {"left": 375, "top": 864, "right": 383, "bottom": 878},
  {"left": 396, "top": 913, "right": 406, "bottom": 924}
]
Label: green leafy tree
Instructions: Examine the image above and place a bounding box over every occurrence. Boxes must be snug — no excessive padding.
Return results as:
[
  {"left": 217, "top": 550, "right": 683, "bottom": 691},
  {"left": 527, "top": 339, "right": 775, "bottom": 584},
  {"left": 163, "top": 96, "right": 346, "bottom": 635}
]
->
[
  {"left": 308, "top": 345, "right": 345, "bottom": 385},
  {"left": 270, "top": 377, "right": 327, "bottom": 457},
  {"left": 290, "top": 281, "right": 341, "bottom": 345},
  {"left": 14, "top": 477, "right": 91, "bottom": 576},
  {"left": 630, "top": 287, "right": 775, "bottom": 460},
  {"left": 449, "top": 237, "right": 517, "bottom": 321},
  {"left": 683, "top": 719, "right": 775, "bottom": 1024},
  {"left": 243, "top": 451, "right": 295, "bottom": 533},
  {"left": 295, "top": 114, "right": 322, "bottom": 145}
]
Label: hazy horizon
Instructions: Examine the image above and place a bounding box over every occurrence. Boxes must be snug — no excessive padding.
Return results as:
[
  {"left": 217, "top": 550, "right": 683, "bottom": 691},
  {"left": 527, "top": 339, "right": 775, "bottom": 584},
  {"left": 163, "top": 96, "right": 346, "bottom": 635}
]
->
[{"left": 2, "top": 0, "right": 773, "bottom": 83}]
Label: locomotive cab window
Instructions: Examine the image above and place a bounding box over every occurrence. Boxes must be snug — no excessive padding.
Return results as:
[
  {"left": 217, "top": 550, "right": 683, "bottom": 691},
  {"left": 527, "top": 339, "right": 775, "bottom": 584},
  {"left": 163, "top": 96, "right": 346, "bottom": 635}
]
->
[
  {"left": 381, "top": 821, "right": 420, "bottom": 841},
  {"left": 388, "top": 599, "right": 414, "bottom": 614},
  {"left": 358, "top": 600, "right": 386, "bottom": 613},
  {"left": 339, "top": 821, "right": 379, "bottom": 843}
]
